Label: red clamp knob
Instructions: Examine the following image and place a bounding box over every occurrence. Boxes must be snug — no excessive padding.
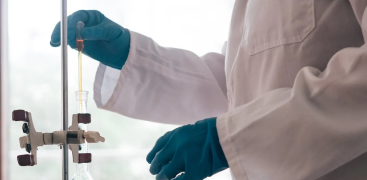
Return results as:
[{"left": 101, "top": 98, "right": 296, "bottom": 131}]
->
[
  {"left": 17, "top": 154, "right": 35, "bottom": 166},
  {"left": 78, "top": 153, "right": 92, "bottom": 163},
  {"left": 12, "top": 110, "right": 29, "bottom": 122},
  {"left": 78, "top": 114, "right": 91, "bottom": 124}
]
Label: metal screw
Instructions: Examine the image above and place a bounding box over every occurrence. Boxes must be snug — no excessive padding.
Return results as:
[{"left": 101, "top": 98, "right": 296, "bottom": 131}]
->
[
  {"left": 22, "top": 123, "right": 29, "bottom": 134},
  {"left": 25, "top": 144, "right": 31, "bottom": 153}
]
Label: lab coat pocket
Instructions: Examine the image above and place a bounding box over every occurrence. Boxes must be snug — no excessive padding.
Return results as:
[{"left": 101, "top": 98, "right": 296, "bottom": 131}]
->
[{"left": 242, "top": 0, "right": 315, "bottom": 55}]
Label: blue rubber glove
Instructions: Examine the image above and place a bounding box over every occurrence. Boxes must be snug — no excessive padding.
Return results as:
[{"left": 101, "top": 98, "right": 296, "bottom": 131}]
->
[
  {"left": 50, "top": 10, "right": 130, "bottom": 70},
  {"left": 147, "top": 118, "right": 229, "bottom": 180}
]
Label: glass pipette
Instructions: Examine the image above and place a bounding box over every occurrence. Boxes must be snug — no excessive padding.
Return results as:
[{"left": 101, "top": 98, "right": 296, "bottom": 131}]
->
[
  {"left": 76, "top": 21, "right": 84, "bottom": 110},
  {"left": 73, "top": 21, "right": 94, "bottom": 180}
]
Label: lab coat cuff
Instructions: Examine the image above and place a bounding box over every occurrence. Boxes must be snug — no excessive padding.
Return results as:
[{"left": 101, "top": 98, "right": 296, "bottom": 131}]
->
[
  {"left": 93, "top": 63, "right": 106, "bottom": 108},
  {"left": 93, "top": 29, "right": 137, "bottom": 110},
  {"left": 217, "top": 113, "right": 249, "bottom": 180}
]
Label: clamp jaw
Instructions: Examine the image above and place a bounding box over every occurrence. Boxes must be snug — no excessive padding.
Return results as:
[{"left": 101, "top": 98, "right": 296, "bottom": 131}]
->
[{"left": 12, "top": 110, "right": 105, "bottom": 166}]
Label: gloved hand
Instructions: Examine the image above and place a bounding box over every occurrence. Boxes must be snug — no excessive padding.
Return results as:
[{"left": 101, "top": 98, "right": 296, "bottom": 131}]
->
[
  {"left": 147, "top": 118, "right": 229, "bottom": 180},
  {"left": 50, "top": 10, "right": 130, "bottom": 70}
]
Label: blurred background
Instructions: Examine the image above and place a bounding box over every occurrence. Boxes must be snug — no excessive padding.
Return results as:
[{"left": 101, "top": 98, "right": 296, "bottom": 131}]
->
[{"left": 1, "top": 0, "right": 235, "bottom": 179}]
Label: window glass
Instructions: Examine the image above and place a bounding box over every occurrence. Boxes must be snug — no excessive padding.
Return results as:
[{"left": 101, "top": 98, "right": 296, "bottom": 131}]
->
[{"left": 8, "top": 0, "right": 234, "bottom": 179}]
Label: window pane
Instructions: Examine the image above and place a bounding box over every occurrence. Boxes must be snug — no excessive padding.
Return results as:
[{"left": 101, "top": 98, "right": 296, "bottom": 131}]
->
[{"left": 8, "top": 0, "right": 234, "bottom": 179}]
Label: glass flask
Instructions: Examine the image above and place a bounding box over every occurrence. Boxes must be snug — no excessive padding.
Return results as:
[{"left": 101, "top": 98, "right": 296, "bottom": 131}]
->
[{"left": 72, "top": 91, "right": 94, "bottom": 180}]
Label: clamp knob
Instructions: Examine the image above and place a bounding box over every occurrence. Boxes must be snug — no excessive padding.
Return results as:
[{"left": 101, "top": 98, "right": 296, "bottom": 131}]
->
[
  {"left": 83, "top": 131, "right": 105, "bottom": 143},
  {"left": 17, "top": 154, "right": 35, "bottom": 166},
  {"left": 78, "top": 153, "right": 92, "bottom": 163},
  {"left": 22, "top": 123, "right": 30, "bottom": 134},
  {"left": 78, "top": 114, "right": 91, "bottom": 124},
  {"left": 12, "top": 110, "right": 29, "bottom": 122}
]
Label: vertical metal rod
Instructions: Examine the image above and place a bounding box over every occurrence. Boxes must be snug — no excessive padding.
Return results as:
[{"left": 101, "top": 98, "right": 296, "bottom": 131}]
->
[
  {"left": 0, "top": 0, "right": 4, "bottom": 179},
  {"left": 0, "top": 0, "right": 3, "bottom": 179},
  {"left": 0, "top": 0, "right": 9, "bottom": 179},
  {"left": 61, "top": 0, "right": 69, "bottom": 179}
]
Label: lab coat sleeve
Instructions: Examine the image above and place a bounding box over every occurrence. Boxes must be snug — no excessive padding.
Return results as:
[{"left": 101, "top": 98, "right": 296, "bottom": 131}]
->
[
  {"left": 93, "top": 31, "right": 228, "bottom": 125},
  {"left": 217, "top": 3, "right": 367, "bottom": 180}
]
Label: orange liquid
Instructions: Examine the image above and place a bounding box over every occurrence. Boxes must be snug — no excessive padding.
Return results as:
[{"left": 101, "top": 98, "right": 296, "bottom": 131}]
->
[
  {"left": 77, "top": 39, "right": 84, "bottom": 110},
  {"left": 78, "top": 51, "right": 82, "bottom": 92},
  {"left": 76, "top": 39, "right": 84, "bottom": 51}
]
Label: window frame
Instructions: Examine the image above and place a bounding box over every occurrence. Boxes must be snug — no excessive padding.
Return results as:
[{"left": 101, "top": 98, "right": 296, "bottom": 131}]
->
[{"left": 0, "top": 0, "right": 9, "bottom": 179}]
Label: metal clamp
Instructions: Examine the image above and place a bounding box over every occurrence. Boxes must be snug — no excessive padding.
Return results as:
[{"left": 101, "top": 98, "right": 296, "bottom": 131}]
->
[{"left": 12, "top": 110, "right": 105, "bottom": 166}]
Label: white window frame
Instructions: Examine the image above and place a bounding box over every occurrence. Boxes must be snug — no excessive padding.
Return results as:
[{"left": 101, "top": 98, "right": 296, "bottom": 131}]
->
[{"left": 0, "top": 0, "right": 9, "bottom": 179}]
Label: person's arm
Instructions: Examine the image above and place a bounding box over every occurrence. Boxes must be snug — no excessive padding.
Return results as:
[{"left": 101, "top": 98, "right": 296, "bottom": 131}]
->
[
  {"left": 50, "top": 10, "right": 228, "bottom": 125},
  {"left": 217, "top": 2, "right": 367, "bottom": 180},
  {"left": 94, "top": 31, "right": 228, "bottom": 125}
]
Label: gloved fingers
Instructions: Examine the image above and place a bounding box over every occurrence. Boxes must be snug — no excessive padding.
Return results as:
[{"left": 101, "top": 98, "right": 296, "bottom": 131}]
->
[
  {"left": 82, "top": 18, "right": 126, "bottom": 41},
  {"left": 50, "top": 21, "right": 61, "bottom": 47},
  {"left": 50, "top": 26, "right": 76, "bottom": 48},
  {"left": 81, "top": 24, "right": 104, "bottom": 40},
  {"left": 147, "top": 131, "right": 173, "bottom": 163},
  {"left": 68, "top": 39, "right": 76, "bottom": 50},
  {"left": 49, "top": 22, "right": 77, "bottom": 48},
  {"left": 50, "top": 11, "right": 87, "bottom": 47},
  {"left": 149, "top": 147, "right": 175, "bottom": 175},
  {"left": 172, "top": 173, "right": 189, "bottom": 180},
  {"left": 101, "top": 20, "right": 127, "bottom": 41},
  {"left": 50, "top": 10, "right": 104, "bottom": 47},
  {"left": 156, "top": 157, "right": 185, "bottom": 180}
]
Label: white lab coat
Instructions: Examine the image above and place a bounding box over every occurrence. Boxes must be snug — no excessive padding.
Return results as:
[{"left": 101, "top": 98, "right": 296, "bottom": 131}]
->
[{"left": 94, "top": 0, "right": 367, "bottom": 179}]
